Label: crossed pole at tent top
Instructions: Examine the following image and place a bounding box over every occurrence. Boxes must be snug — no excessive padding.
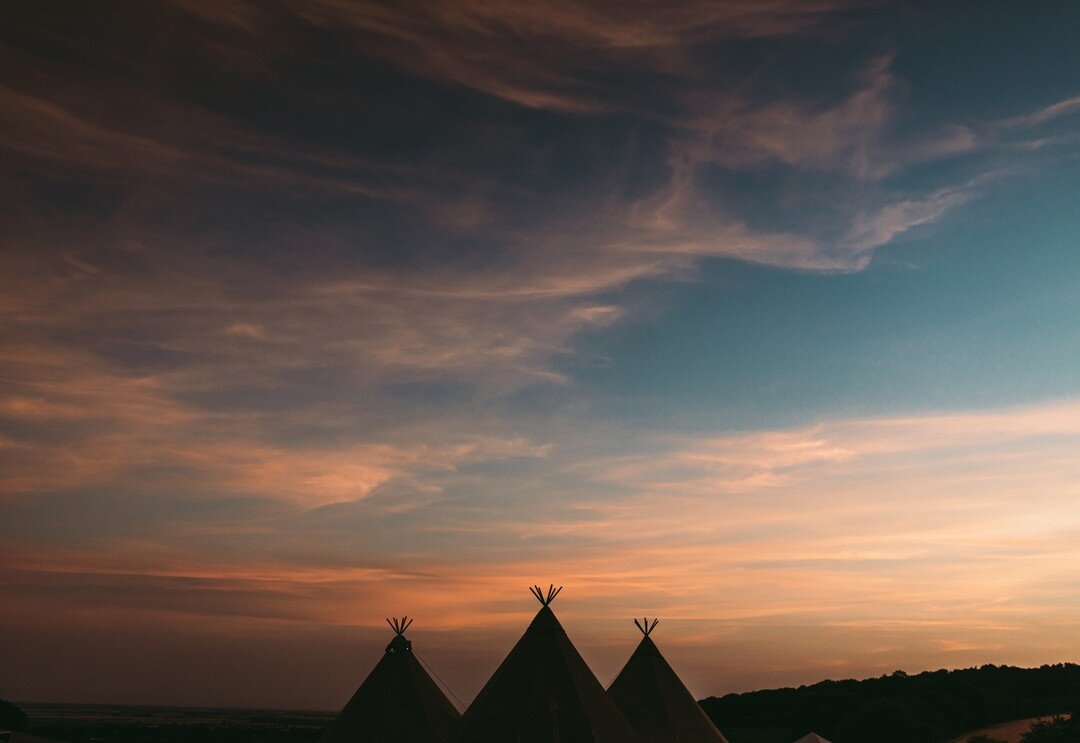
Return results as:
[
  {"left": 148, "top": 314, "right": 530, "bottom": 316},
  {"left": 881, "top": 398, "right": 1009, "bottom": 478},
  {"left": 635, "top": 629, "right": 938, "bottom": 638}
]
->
[
  {"left": 387, "top": 616, "right": 414, "bottom": 635},
  {"left": 529, "top": 584, "right": 563, "bottom": 606},
  {"left": 633, "top": 617, "right": 659, "bottom": 636}
]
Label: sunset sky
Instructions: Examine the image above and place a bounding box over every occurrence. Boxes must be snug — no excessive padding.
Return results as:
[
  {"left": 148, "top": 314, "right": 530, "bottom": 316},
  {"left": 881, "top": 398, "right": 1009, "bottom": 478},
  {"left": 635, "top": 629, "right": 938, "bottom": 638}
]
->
[{"left": 3, "top": 1, "right": 1080, "bottom": 711}]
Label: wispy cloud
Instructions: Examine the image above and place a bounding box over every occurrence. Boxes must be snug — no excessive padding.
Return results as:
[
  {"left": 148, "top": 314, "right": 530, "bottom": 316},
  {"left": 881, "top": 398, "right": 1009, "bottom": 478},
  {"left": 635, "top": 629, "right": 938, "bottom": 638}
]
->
[
  {"left": 0, "top": 83, "right": 428, "bottom": 201},
  {"left": 262, "top": 0, "right": 863, "bottom": 115},
  {"left": 996, "top": 94, "right": 1080, "bottom": 129},
  {"left": 840, "top": 184, "right": 973, "bottom": 261},
  {"left": 6, "top": 399, "right": 1080, "bottom": 702}
]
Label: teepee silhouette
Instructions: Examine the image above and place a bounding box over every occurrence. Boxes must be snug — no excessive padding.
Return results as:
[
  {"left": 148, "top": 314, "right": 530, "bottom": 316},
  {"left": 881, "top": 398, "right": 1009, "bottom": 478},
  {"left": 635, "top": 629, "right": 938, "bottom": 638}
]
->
[
  {"left": 319, "top": 617, "right": 460, "bottom": 742},
  {"left": 456, "top": 586, "right": 639, "bottom": 742},
  {"left": 607, "top": 618, "right": 730, "bottom": 743}
]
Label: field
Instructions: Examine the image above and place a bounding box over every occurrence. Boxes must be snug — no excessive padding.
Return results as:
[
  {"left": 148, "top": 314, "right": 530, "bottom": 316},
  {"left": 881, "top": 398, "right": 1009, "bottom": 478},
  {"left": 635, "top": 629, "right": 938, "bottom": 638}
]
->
[
  {"left": 13, "top": 703, "right": 334, "bottom": 743},
  {"left": 9, "top": 701, "right": 1075, "bottom": 743},
  {"left": 949, "top": 715, "right": 1070, "bottom": 743}
]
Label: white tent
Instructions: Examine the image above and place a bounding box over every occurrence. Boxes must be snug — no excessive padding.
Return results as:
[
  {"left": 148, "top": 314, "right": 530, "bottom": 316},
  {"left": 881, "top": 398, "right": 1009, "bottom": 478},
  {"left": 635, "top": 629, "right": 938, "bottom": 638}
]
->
[{"left": 793, "top": 734, "right": 832, "bottom": 743}]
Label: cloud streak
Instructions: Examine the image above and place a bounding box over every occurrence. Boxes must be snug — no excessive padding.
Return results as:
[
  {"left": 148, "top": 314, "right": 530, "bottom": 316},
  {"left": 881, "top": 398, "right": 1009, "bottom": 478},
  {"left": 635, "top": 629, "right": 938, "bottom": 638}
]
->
[{"left": 6, "top": 399, "right": 1080, "bottom": 703}]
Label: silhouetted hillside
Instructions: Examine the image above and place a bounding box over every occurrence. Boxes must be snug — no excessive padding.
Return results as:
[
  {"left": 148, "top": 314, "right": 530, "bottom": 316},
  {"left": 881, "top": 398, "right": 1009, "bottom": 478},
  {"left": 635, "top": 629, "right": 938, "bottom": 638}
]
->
[{"left": 700, "top": 663, "right": 1080, "bottom": 743}]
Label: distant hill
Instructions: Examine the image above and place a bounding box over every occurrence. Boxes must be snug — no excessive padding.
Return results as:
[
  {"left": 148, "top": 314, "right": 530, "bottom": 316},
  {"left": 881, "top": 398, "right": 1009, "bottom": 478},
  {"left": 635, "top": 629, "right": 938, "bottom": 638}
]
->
[{"left": 699, "top": 663, "right": 1080, "bottom": 743}]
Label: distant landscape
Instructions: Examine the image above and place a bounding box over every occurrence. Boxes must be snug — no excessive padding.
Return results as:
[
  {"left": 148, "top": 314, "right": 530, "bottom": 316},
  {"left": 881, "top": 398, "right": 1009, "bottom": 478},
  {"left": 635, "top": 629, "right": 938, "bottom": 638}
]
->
[
  {"left": 7, "top": 663, "right": 1079, "bottom": 743},
  {"left": 700, "top": 663, "right": 1080, "bottom": 743},
  {"left": 4, "top": 703, "right": 331, "bottom": 743}
]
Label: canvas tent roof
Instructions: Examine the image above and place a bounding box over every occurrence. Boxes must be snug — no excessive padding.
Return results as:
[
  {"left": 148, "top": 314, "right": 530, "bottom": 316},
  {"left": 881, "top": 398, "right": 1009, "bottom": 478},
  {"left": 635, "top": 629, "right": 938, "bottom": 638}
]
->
[
  {"left": 319, "top": 617, "right": 461, "bottom": 743},
  {"left": 456, "top": 585, "right": 639, "bottom": 743},
  {"left": 792, "top": 734, "right": 832, "bottom": 743},
  {"left": 607, "top": 619, "right": 730, "bottom": 743}
]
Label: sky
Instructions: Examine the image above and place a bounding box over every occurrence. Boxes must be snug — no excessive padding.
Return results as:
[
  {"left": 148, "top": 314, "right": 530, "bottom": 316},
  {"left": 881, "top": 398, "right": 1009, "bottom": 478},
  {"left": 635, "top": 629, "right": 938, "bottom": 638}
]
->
[{"left": 2, "top": 0, "right": 1080, "bottom": 711}]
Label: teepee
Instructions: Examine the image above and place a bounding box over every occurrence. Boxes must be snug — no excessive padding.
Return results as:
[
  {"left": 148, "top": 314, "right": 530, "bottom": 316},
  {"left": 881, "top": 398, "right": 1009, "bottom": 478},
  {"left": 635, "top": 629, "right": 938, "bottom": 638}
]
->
[
  {"left": 792, "top": 735, "right": 832, "bottom": 743},
  {"left": 319, "top": 617, "right": 461, "bottom": 743},
  {"left": 607, "top": 618, "right": 730, "bottom": 743},
  {"left": 456, "top": 585, "right": 639, "bottom": 743}
]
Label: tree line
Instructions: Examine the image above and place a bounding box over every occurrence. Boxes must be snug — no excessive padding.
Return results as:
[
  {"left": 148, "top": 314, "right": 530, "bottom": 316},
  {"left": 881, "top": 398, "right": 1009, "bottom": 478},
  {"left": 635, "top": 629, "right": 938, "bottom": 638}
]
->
[{"left": 699, "top": 663, "right": 1080, "bottom": 743}]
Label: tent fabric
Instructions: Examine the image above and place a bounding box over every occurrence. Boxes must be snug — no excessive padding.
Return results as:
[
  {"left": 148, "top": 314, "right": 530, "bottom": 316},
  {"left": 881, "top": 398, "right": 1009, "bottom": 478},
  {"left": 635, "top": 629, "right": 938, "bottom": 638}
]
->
[
  {"left": 607, "top": 634, "right": 730, "bottom": 743},
  {"left": 456, "top": 605, "right": 639, "bottom": 743},
  {"left": 319, "top": 632, "right": 461, "bottom": 743},
  {"left": 792, "top": 734, "right": 832, "bottom": 743}
]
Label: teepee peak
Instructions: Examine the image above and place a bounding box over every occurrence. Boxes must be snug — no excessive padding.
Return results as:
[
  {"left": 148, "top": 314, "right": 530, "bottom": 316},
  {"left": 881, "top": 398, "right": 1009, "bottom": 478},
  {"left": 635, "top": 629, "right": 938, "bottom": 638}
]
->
[
  {"left": 320, "top": 615, "right": 460, "bottom": 742},
  {"left": 457, "top": 586, "right": 638, "bottom": 742},
  {"left": 386, "top": 616, "right": 413, "bottom": 636},
  {"left": 633, "top": 617, "right": 659, "bottom": 636},
  {"left": 384, "top": 617, "right": 414, "bottom": 653},
  {"left": 529, "top": 583, "right": 563, "bottom": 606}
]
